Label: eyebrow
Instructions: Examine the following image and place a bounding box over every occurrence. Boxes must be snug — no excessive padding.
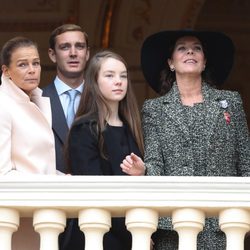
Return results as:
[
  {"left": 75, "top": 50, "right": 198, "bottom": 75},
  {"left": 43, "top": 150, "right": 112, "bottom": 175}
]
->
[
  {"left": 175, "top": 41, "right": 202, "bottom": 46},
  {"left": 59, "top": 42, "right": 86, "bottom": 46},
  {"left": 103, "top": 70, "right": 127, "bottom": 73},
  {"left": 16, "top": 57, "right": 40, "bottom": 62}
]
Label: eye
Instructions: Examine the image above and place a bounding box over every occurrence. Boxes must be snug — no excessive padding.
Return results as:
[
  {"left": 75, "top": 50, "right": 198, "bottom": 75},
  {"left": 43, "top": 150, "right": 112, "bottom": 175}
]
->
[
  {"left": 18, "top": 63, "right": 27, "bottom": 68},
  {"left": 194, "top": 45, "right": 202, "bottom": 51},
  {"left": 121, "top": 74, "right": 127, "bottom": 79},
  {"left": 59, "top": 44, "right": 70, "bottom": 50},
  {"left": 75, "top": 43, "right": 86, "bottom": 50},
  {"left": 105, "top": 74, "right": 113, "bottom": 78},
  {"left": 33, "top": 61, "right": 41, "bottom": 67},
  {"left": 176, "top": 46, "right": 186, "bottom": 51}
]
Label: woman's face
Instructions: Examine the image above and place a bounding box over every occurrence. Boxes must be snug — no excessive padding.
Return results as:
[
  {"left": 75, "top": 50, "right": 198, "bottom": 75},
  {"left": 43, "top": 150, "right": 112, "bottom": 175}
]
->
[
  {"left": 168, "top": 36, "right": 206, "bottom": 77},
  {"left": 97, "top": 57, "right": 128, "bottom": 106},
  {"left": 2, "top": 46, "right": 41, "bottom": 96}
]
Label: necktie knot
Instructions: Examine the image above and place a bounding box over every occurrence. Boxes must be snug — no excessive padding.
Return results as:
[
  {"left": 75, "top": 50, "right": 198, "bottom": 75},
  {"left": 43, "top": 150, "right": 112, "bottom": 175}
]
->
[
  {"left": 67, "top": 89, "right": 78, "bottom": 101},
  {"left": 66, "top": 89, "right": 79, "bottom": 127}
]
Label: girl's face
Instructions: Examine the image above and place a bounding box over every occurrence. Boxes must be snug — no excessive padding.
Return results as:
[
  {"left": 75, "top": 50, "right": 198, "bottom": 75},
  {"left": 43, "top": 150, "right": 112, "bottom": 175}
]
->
[
  {"left": 2, "top": 46, "right": 41, "bottom": 96},
  {"left": 168, "top": 36, "right": 206, "bottom": 76},
  {"left": 97, "top": 57, "right": 128, "bottom": 105}
]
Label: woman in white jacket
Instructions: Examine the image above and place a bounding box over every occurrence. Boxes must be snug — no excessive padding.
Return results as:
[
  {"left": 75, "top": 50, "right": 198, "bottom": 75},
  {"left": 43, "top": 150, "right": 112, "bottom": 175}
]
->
[
  {"left": 0, "top": 36, "right": 56, "bottom": 175},
  {"left": 0, "top": 36, "right": 57, "bottom": 250}
]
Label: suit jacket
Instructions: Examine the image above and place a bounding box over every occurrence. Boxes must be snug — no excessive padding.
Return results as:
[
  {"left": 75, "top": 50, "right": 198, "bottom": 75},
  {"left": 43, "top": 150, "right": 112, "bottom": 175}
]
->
[
  {"left": 0, "top": 75, "right": 56, "bottom": 175},
  {"left": 42, "top": 82, "right": 68, "bottom": 173},
  {"left": 142, "top": 82, "right": 250, "bottom": 230}
]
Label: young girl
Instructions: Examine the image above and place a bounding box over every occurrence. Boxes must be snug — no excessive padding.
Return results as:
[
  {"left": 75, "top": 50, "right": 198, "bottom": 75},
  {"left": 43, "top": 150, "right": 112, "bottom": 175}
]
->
[{"left": 65, "top": 50, "right": 145, "bottom": 250}]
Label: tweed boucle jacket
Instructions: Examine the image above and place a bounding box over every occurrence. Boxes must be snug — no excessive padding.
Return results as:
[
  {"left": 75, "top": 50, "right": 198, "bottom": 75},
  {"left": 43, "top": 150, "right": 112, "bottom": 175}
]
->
[{"left": 142, "top": 82, "right": 250, "bottom": 229}]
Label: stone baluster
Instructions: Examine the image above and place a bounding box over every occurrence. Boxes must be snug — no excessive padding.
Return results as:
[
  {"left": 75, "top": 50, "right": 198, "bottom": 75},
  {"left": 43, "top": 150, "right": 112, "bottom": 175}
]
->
[
  {"left": 79, "top": 208, "right": 111, "bottom": 250},
  {"left": 33, "top": 209, "right": 66, "bottom": 250},
  {"left": 172, "top": 208, "right": 205, "bottom": 250},
  {"left": 219, "top": 208, "right": 250, "bottom": 250},
  {"left": 126, "top": 208, "right": 158, "bottom": 250},
  {"left": 0, "top": 208, "right": 19, "bottom": 250}
]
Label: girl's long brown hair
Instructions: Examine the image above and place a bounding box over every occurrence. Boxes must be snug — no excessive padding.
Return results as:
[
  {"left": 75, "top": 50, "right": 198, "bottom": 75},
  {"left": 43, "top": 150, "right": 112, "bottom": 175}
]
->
[{"left": 75, "top": 50, "right": 144, "bottom": 158}]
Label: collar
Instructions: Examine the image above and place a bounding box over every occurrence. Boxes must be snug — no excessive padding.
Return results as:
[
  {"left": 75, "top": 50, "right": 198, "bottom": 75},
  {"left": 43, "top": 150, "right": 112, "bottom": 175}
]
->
[
  {"left": 54, "top": 76, "right": 84, "bottom": 95},
  {"left": 162, "top": 82, "right": 220, "bottom": 104},
  {"left": 0, "top": 74, "right": 42, "bottom": 102}
]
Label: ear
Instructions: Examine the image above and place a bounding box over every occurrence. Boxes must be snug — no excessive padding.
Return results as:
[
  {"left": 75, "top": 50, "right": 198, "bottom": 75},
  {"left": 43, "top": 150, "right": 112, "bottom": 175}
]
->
[
  {"left": 86, "top": 48, "right": 90, "bottom": 62},
  {"left": 48, "top": 48, "right": 57, "bottom": 63},
  {"left": 203, "top": 58, "right": 207, "bottom": 70},
  {"left": 1, "top": 65, "right": 10, "bottom": 77},
  {"left": 167, "top": 58, "right": 173, "bottom": 68}
]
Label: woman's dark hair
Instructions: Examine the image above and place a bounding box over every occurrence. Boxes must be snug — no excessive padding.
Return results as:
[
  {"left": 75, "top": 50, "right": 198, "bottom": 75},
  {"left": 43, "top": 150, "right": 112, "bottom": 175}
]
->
[
  {"left": 72, "top": 49, "right": 144, "bottom": 160},
  {"left": 1, "top": 37, "right": 38, "bottom": 67},
  {"left": 159, "top": 37, "right": 213, "bottom": 95}
]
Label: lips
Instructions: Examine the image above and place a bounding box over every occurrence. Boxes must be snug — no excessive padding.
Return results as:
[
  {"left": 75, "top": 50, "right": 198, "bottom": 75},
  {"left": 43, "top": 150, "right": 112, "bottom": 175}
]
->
[
  {"left": 184, "top": 59, "right": 197, "bottom": 63},
  {"left": 112, "top": 89, "right": 123, "bottom": 93},
  {"left": 25, "top": 79, "right": 38, "bottom": 82},
  {"left": 68, "top": 61, "right": 79, "bottom": 66}
]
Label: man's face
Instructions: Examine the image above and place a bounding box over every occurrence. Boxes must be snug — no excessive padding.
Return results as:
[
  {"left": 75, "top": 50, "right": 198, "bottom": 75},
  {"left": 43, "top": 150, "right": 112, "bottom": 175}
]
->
[{"left": 49, "top": 31, "right": 89, "bottom": 81}]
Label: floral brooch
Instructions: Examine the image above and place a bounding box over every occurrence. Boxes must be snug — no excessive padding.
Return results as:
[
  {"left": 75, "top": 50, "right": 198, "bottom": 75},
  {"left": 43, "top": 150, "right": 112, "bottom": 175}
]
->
[{"left": 219, "top": 100, "right": 231, "bottom": 125}]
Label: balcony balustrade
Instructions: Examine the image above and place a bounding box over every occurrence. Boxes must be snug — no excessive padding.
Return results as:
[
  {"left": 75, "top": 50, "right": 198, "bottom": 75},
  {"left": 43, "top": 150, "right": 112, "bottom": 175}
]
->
[{"left": 0, "top": 175, "right": 250, "bottom": 250}]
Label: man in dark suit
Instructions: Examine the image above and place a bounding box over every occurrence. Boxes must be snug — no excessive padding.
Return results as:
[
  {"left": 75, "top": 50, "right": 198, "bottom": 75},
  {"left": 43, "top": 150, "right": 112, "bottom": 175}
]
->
[
  {"left": 43, "top": 24, "right": 90, "bottom": 173},
  {"left": 42, "top": 24, "right": 90, "bottom": 250}
]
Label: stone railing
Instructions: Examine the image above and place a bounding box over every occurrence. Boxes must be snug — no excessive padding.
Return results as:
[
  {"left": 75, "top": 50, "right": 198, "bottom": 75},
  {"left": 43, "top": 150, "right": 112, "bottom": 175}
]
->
[{"left": 0, "top": 175, "right": 250, "bottom": 250}]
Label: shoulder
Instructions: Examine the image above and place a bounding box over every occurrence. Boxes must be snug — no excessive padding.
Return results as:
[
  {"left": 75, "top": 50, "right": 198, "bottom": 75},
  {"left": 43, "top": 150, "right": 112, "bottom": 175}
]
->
[
  {"left": 42, "top": 82, "right": 55, "bottom": 94},
  {"left": 213, "top": 88, "right": 243, "bottom": 108},
  {"left": 206, "top": 84, "right": 240, "bottom": 99},
  {"left": 0, "top": 90, "right": 14, "bottom": 109},
  {"left": 142, "top": 95, "right": 165, "bottom": 111},
  {"left": 71, "top": 113, "right": 98, "bottom": 137},
  {"left": 68, "top": 115, "right": 97, "bottom": 144},
  {"left": 73, "top": 113, "right": 98, "bottom": 126},
  {"left": 0, "top": 92, "right": 12, "bottom": 124},
  {"left": 221, "top": 90, "right": 241, "bottom": 101}
]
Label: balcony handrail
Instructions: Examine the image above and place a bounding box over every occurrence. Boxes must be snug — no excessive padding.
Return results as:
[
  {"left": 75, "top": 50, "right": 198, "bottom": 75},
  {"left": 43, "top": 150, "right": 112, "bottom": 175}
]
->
[
  {"left": 1, "top": 175, "right": 250, "bottom": 217},
  {"left": 1, "top": 176, "right": 250, "bottom": 250}
]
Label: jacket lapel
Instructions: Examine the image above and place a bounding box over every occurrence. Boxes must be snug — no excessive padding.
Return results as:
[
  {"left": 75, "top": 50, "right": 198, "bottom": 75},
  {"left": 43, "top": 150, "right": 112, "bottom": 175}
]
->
[
  {"left": 161, "top": 84, "right": 190, "bottom": 139},
  {"left": 31, "top": 88, "right": 52, "bottom": 127},
  {"left": 202, "top": 84, "right": 222, "bottom": 141},
  {"left": 43, "top": 83, "right": 68, "bottom": 144},
  {"left": 161, "top": 83, "right": 223, "bottom": 141}
]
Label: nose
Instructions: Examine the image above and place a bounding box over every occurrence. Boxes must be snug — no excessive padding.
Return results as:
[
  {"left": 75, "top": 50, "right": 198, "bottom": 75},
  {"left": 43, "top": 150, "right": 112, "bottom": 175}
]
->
[
  {"left": 114, "top": 76, "right": 122, "bottom": 85},
  {"left": 187, "top": 48, "right": 194, "bottom": 54},
  {"left": 28, "top": 64, "right": 35, "bottom": 73},
  {"left": 69, "top": 46, "right": 77, "bottom": 57}
]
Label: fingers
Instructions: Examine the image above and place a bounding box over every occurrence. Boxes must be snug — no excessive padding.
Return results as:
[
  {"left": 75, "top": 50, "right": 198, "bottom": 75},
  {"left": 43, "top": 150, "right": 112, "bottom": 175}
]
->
[
  {"left": 120, "top": 156, "right": 133, "bottom": 173},
  {"left": 130, "top": 152, "right": 140, "bottom": 162},
  {"left": 120, "top": 153, "right": 146, "bottom": 176}
]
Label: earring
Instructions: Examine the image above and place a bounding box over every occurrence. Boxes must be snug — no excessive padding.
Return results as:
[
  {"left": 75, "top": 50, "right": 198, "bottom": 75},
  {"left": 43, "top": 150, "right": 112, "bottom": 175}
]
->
[{"left": 170, "top": 67, "right": 175, "bottom": 72}]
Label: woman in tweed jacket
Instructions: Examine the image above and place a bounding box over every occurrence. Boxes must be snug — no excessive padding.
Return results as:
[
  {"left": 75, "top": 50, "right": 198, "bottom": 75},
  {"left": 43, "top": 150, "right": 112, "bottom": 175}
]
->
[{"left": 140, "top": 30, "right": 250, "bottom": 250}]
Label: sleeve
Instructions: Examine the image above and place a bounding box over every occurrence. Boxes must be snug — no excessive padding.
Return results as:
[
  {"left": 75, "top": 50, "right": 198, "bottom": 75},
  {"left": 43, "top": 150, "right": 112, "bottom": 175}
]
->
[
  {"left": 0, "top": 106, "right": 14, "bottom": 175},
  {"left": 142, "top": 100, "right": 165, "bottom": 176},
  {"left": 68, "top": 122, "right": 103, "bottom": 175},
  {"left": 232, "top": 92, "right": 250, "bottom": 176}
]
